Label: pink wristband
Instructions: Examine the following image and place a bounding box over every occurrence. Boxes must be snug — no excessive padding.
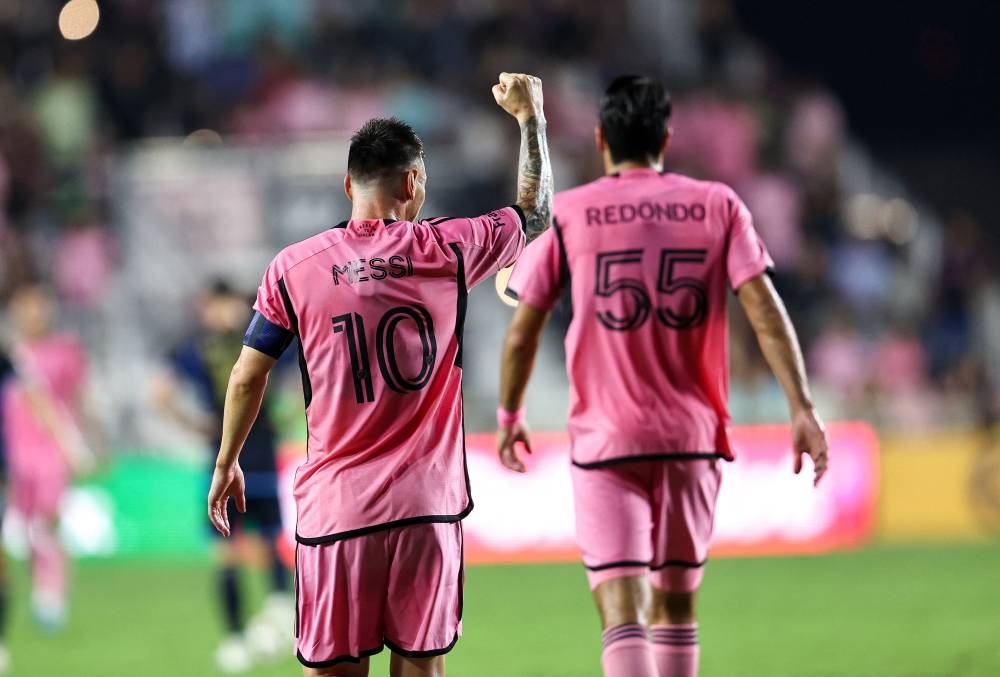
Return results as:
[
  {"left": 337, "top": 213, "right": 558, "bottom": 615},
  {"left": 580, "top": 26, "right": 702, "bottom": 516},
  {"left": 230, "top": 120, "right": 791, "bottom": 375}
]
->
[{"left": 497, "top": 406, "right": 526, "bottom": 428}]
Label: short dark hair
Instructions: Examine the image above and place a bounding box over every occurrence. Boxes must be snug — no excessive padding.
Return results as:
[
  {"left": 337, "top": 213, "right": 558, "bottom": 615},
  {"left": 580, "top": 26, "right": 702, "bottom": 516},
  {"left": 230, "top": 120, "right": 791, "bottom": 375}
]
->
[
  {"left": 347, "top": 117, "right": 424, "bottom": 182},
  {"left": 206, "top": 278, "right": 238, "bottom": 298},
  {"left": 599, "top": 75, "right": 672, "bottom": 164}
]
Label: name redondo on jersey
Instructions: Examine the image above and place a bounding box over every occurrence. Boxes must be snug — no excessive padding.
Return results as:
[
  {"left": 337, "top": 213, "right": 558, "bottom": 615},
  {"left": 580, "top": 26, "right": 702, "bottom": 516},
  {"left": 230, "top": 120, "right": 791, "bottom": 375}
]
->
[
  {"left": 332, "top": 256, "right": 414, "bottom": 285},
  {"left": 586, "top": 201, "right": 706, "bottom": 226}
]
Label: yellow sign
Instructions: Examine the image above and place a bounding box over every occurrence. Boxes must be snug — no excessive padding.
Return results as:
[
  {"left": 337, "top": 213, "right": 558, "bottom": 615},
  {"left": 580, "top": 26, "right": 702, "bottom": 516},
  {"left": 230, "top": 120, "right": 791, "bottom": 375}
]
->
[{"left": 879, "top": 430, "right": 999, "bottom": 541}]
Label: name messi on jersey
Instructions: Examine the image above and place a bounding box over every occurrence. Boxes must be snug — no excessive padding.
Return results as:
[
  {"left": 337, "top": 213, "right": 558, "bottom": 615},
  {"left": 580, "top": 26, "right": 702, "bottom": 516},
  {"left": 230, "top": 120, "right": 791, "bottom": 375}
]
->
[
  {"left": 332, "top": 256, "right": 414, "bottom": 286},
  {"left": 586, "top": 201, "right": 706, "bottom": 226}
]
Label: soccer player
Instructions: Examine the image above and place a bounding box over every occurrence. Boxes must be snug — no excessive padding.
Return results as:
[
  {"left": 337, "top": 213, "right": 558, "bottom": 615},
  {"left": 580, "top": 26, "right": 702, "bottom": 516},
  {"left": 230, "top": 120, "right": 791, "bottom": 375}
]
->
[
  {"left": 0, "top": 284, "right": 91, "bottom": 631},
  {"left": 153, "top": 280, "right": 292, "bottom": 673},
  {"left": 207, "top": 72, "right": 551, "bottom": 677},
  {"left": 498, "top": 75, "right": 830, "bottom": 677}
]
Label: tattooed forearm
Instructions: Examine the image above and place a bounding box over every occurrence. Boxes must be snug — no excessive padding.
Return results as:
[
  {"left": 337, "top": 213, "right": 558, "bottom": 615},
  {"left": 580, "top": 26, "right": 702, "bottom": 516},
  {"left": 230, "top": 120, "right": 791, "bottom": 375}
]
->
[{"left": 516, "top": 116, "right": 553, "bottom": 243}]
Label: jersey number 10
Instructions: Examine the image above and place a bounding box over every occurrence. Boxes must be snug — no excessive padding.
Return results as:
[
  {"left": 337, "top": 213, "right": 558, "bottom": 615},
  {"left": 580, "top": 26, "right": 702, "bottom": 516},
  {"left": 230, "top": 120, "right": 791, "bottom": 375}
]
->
[
  {"left": 594, "top": 248, "right": 709, "bottom": 331},
  {"left": 332, "top": 305, "right": 437, "bottom": 404}
]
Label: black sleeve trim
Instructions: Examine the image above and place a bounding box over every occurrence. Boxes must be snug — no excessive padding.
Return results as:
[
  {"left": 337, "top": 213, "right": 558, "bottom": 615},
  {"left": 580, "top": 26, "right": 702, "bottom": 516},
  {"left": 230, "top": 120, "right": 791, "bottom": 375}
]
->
[
  {"left": 572, "top": 452, "right": 722, "bottom": 469},
  {"left": 448, "top": 243, "right": 468, "bottom": 368},
  {"left": 552, "top": 217, "right": 572, "bottom": 317},
  {"left": 277, "top": 278, "right": 313, "bottom": 409},
  {"left": 510, "top": 204, "right": 527, "bottom": 231},
  {"left": 383, "top": 632, "right": 460, "bottom": 659},
  {"left": 297, "top": 645, "right": 384, "bottom": 668},
  {"left": 731, "top": 266, "right": 776, "bottom": 294},
  {"left": 295, "top": 502, "right": 474, "bottom": 545},
  {"left": 425, "top": 216, "right": 454, "bottom": 226}
]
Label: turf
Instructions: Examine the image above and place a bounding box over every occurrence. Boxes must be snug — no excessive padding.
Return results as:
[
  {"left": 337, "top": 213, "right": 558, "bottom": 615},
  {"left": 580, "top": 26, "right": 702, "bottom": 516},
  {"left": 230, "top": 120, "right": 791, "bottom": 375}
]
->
[{"left": 3, "top": 543, "right": 999, "bottom": 676}]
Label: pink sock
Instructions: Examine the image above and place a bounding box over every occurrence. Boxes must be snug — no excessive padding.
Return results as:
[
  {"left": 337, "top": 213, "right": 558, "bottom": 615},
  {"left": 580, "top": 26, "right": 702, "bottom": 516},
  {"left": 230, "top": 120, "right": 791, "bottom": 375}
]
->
[
  {"left": 601, "top": 624, "right": 657, "bottom": 677},
  {"left": 650, "top": 624, "right": 699, "bottom": 677},
  {"left": 33, "top": 525, "right": 67, "bottom": 601}
]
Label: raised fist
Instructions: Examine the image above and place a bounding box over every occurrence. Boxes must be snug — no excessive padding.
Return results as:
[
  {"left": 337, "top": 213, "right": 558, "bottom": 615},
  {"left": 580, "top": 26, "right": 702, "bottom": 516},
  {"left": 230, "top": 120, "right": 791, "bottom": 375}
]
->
[{"left": 492, "top": 72, "right": 544, "bottom": 124}]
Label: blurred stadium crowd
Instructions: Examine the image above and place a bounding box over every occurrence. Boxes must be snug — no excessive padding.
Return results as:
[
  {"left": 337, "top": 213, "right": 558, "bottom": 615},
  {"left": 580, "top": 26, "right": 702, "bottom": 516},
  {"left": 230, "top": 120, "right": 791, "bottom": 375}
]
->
[{"left": 0, "top": 0, "right": 996, "bottom": 440}]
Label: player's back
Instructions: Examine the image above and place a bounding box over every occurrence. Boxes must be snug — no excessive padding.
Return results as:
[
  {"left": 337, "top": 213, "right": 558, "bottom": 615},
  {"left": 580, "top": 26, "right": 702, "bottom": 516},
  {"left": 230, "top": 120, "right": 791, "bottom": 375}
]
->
[
  {"left": 509, "top": 168, "right": 772, "bottom": 467},
  {"left": 253, "top": 208, "right": 524, "bottom": 543}
]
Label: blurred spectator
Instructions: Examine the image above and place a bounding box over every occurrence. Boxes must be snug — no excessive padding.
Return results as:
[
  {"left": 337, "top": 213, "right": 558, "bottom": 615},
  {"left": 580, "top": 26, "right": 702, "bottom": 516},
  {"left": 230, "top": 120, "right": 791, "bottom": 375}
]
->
[{"left": 0, "top": 0, "right": 993, "bottom": 435}]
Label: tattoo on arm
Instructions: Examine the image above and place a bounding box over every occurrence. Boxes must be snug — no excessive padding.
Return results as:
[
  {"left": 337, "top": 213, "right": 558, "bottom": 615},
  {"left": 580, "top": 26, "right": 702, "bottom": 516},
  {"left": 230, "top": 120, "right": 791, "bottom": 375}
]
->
[{"left": 516, "top": 116, "right": 553, "bottom": 243}]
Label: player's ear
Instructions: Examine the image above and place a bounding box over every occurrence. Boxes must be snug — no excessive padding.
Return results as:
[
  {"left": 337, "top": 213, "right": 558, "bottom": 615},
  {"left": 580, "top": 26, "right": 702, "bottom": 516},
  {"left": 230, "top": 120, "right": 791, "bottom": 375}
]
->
[
  {"left": 402, "top": 168, "right": 417, "bottom": 202},
  {"left": 594, "top": 125, "right": 606, "bottom": 154},
  {"left": 660, "top": 126, "right": 672, "bottom": 156},
  {"left": 344, "top": 174, "right": 353, "bottom": 202}
]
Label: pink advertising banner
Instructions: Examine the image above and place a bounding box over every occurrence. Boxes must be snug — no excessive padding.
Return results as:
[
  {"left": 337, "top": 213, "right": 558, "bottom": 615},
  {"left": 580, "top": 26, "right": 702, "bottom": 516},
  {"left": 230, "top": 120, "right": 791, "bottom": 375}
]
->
[{"left": 277, "top": 422, "right": 879, "bottom": 565}]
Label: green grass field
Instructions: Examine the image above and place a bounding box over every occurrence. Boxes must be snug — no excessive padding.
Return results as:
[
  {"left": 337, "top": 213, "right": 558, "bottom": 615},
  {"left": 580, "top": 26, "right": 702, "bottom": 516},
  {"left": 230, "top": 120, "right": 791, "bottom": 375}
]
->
[{"left": 4, "top": 543, "right": 999, "bottom": 676}]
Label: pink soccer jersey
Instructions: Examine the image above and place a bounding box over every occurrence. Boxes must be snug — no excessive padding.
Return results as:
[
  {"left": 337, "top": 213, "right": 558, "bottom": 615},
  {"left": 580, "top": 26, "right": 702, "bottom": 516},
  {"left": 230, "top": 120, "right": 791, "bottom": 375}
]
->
[
  {"left": 1, "top": 333, "right": 87, "bottom": 478},
  {"left": 507, "top": 168, "right": 773, "bottom": 466},
  {"left": 250, "top": 208, "right": 525, "bottom": 543}
]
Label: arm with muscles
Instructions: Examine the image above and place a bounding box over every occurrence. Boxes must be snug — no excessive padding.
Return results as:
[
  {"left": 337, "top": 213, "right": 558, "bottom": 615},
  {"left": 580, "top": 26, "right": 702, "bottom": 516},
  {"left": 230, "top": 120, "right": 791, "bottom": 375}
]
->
[
  {"left": 492, "top": 72, "right": 553, "bottom": 242},
  {"left": 497, "top": 303, "right": 550, "bottom": 472},
  {"left": 738, "top": 274, "right": 830, "bottom": 485},
  {"left": 207, "top": 346, "right": 276, "bottom": 536}
]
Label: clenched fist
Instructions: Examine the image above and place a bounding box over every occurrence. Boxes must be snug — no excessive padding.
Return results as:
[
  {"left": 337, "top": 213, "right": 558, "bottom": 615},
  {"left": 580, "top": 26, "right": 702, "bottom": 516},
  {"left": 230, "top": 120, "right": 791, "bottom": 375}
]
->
[{"left": 492, "top": 72, "right": 544, "bottom": 124}]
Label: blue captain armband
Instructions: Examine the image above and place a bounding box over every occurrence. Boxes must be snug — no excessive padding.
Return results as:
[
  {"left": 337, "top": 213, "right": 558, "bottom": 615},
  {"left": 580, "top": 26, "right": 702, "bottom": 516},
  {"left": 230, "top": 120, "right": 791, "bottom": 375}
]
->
[{"left": 243, "top": 311, "right": 294, "bottom": 359}]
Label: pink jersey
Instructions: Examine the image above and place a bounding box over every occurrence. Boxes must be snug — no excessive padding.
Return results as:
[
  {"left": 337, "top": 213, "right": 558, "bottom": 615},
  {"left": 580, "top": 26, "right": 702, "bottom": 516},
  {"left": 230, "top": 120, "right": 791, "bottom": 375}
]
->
[
  {"left": 507, "top": 168, "right": 772, "bottom": 466},
  {"left": 1, "top": 333, "right": 87, "bottom": 476},
  {"left": 252, "top": 208, "right": 525, "bottom": 543}
]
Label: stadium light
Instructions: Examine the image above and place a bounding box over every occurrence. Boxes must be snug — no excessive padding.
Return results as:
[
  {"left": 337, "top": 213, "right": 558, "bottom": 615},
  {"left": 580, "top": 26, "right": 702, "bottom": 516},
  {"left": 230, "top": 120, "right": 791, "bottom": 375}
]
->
[{"left": 59, "top": 0, "right": 100, "bottom": 41}]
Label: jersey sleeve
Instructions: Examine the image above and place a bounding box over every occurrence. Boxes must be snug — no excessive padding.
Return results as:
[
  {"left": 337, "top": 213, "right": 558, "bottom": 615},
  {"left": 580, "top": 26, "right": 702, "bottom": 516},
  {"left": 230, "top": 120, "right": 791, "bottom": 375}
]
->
[
  {"left": 723, "top": 187, "right": 775, "bottom": 290},
  {"left": 435, "top": 206, "right": 527, "bottom": 288},
  {"left": 248, "top": 258, "right": 296, "bottom": 358},
  {"left": 253, "top": 257, "right": 294, "bottom": 331},
  {"left": 505, "top": 225, "right": 564, "bottom": 311}
]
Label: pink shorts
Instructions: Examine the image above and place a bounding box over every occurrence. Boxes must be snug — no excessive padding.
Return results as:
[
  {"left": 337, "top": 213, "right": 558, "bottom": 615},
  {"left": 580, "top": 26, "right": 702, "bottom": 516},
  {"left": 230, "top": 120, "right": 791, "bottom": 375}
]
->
[
  {"left": 572, "top": 458, "right": 722, "bottom": 593},
  {"left": 295, "top": 521, "right": 463, "bottom": 669},
  {"left": 10, "top": 469, "right": 69, "bottom": 520}
]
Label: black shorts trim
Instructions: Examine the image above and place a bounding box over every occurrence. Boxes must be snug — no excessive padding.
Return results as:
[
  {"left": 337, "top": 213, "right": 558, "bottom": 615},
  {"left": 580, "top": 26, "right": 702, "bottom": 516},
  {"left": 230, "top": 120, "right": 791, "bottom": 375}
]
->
[
  {"left": 572, "top": 452, "right": 721, "bottom": 469},
  {"left": 384, "top": 631, "right": 460, "bottom": 659},
  {"left": 584, "top": 558, "right": 707, "bottom": 572},
  {"left": 295, "top": 502, "right": 474, "bottom": 545},
  {"left": 584, "top": 559, "right": 650, "bottom": 572},
  {"left": 297, "top": 645, "right": 384, "bottom": 668},
  {"left": 650, "top": 558, "right": 707, "bottom": 570}
]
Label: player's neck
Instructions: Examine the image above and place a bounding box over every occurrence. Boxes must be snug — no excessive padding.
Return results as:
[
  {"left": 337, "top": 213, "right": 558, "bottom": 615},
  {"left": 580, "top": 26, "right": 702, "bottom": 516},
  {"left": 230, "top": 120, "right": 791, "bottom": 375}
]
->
[
  {"left": 603, "top": 159, "right": 662, "bottom": 176},
  {"left": 350, "top": 198, "right": 406, "bottom": 222}
]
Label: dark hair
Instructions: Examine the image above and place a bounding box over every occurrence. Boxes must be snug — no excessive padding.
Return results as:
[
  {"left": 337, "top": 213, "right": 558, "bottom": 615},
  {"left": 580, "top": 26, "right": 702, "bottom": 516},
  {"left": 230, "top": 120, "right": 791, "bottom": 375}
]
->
[
  {"left": 347, "top": 117, "right": 424, "bottom": 182},
  {"left": 599, "top": 75, "right": 672, "bottom": 164},
  {"left": 206, "top": 278, "right": 238, "bottom": 298}
]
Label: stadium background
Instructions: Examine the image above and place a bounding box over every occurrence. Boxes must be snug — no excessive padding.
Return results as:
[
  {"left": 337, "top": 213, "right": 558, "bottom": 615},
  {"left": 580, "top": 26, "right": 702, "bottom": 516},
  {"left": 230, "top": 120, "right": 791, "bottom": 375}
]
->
[{"left": 0, "top": 0, "right": 998, "bottom": 675}]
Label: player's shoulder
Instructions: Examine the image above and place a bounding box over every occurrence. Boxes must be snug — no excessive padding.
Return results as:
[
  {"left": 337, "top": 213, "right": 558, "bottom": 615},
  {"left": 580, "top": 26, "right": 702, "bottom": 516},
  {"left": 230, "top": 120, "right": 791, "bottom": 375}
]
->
[
  {"left": 661, "top": 172, "right": 737, "bottom": 200},
  {"left": 268, "top": 226, "right": 347, "bottom": 276},
  {"left": 412, "top": 208, "right": 515, "bottom": 243},
  {"left": 553, "top": 176, "right": 609, "bottom": 209}
]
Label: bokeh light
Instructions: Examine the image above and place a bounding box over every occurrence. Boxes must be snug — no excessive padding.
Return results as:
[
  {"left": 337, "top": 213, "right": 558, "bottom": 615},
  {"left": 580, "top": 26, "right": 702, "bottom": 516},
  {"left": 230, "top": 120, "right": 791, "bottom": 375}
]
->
[{"left": 59, "top": 0, "right": 100, "bottom": 41}]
